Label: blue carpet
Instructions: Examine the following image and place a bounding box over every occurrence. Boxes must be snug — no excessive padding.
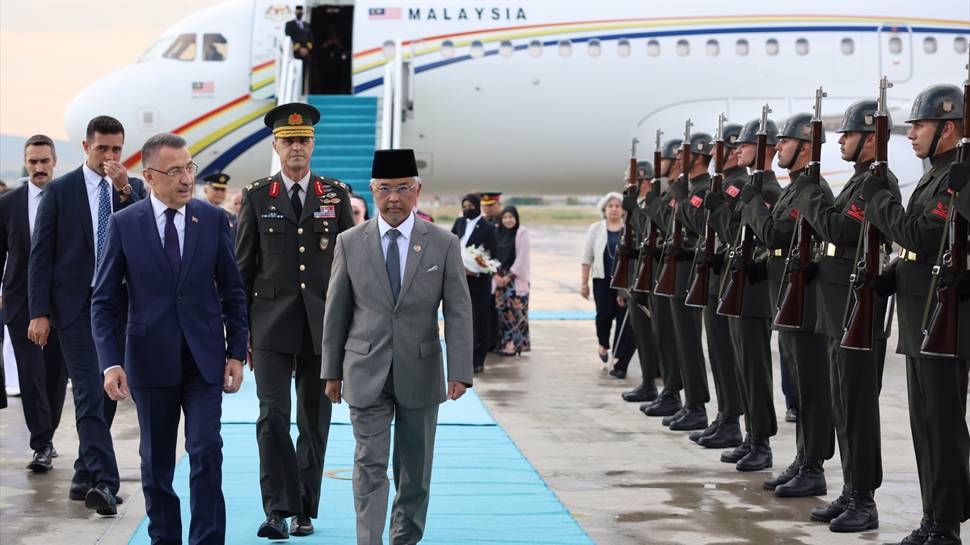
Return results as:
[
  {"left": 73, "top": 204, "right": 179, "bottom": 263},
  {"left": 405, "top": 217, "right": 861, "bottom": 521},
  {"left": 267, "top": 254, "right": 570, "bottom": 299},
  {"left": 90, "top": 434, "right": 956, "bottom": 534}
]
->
[{"left": 436, "top": 310, "right": 595, "bottom": 321}]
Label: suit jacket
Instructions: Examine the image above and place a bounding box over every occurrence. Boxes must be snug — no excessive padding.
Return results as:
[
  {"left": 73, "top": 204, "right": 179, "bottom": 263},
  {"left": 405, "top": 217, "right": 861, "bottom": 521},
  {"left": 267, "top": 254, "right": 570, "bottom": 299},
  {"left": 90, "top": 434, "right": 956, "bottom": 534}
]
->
[
  {"left": 321, "top": 217, "right": 474, "bottom": 409},
  {"left": 285, "top": 19, "right": 314, "bottom": 57},
  {"left": 28, "top": 166, "right": 145, "bottom": 328},
  {"left": 0, "top": 184, "right": 33, "bottom": 324},
  {"left": 91, "top": 198, "right": 248, "bottom": 388}
]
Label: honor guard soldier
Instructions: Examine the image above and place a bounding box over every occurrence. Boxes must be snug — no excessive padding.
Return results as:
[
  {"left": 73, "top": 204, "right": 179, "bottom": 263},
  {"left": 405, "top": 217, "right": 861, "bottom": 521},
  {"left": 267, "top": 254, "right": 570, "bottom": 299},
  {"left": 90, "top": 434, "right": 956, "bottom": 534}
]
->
[
  {"left": 480, "top": 191, "right": 504, "bottom": 226},
  {"left": 640, "top": 138, "right": 686, "bottom": 418},
  {"left": 709, "top": 116, "right": 782, "bottom": 471},
  {"left": 861, "top": 83, "right": 969, "bottom": 545},
  {"left": 235, "top": 102, "right": 355, "bottom": 539},
  {"left": 203, "top": 172, "right": 237, "bottom": 236},
  {"left": 793, "top": 99, "right": 900, "bottom": 532}
]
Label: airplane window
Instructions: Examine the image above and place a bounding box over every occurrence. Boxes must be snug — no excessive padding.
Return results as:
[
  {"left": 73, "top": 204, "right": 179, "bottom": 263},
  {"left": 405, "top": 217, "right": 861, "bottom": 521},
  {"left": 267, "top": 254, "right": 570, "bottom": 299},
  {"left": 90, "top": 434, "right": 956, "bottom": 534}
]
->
[
  {"left": 499, "top": 40, "right": 514, "bottom": 58},
  {"left": 617, "top": 39, "right": 631, "bottom": 57},
  {"left": 163, "top": 33, "right": 197, "bottom": 61},
  {"left": 956, "top": 37, "right": 968, "bottom": 54},
  {"left": 795, "top": 38, "right": 809, "bottom": 55},
  {"left": 588, "top": 39, "right": 602, "bottom": 58},
  {"left": 841, "top": 37, "right": 855, "bottom": 55},
  {"left": 923, "top": 37, "right": 937, "bottom": 54},
  {"left": 382, "top": 40, "right": 396, "bottom": 59},
  {"left": 706, "top": 39, "right": 719, "bottom": 56},
  {"left": 558, "top": 40, "right": 572, "bottom": 58},
  {"left": 735, "top": 39, "right": 749, "bottom": 56},
  {"left": 203, "top": 33, "right": 227, "bottom": 61},
  {"left": 528, "top": 40, "right": 543, "bottom": 58},
  {"left": 888, "top": 36, "right": 903, "bottom": 55},
  {"left": 441, "top": 40, "right": 455, "bottom": 58},
  {"left": 470, "top": 40, "right": 485, "bottom": 58},
  {"left": 676, "top": 39, "right": 689, "bottom": 57},
  {"left": 647, "top": 39, "right": 660, "bottom": 57},
  {"left": 765, "top": 38, "right": 779, "bottom": 56},
  {"left": 140, "top": 36, "right": 176, "bottom": 62}
]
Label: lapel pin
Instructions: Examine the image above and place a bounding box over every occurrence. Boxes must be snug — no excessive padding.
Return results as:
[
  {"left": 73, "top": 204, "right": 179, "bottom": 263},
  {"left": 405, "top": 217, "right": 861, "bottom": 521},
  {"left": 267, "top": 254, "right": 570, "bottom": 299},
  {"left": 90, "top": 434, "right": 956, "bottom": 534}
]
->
[
  {"left": 413, "top": 244, "right": 422, "bottom": 253},
  {"left": 191, "top": 216, "right": 199, "bottom": 223}
]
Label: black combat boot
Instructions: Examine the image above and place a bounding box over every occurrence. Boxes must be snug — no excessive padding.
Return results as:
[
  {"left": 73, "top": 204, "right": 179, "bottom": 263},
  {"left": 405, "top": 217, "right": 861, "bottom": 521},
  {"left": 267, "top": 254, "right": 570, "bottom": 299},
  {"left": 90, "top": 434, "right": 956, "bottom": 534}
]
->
[
  {"left": 811, "top": 483, "right": 850, "bottom": 522},
  {"left": 698, "top": 418, "right": 743, "bottom": 449},
  {"left": 643, "top": 391, "right": 683, "bottom": 417},
  {"left": 763, "top": 453, "right": 803, "bottom": 491},
  {"left": 622, "top": 382, "right": 658, "bottom": 403},
  {"left": 736, "top": 436, "right": 772, "bottom": 471},
  {"left": 884, "top": 514, "right": 932, "bottom": 545},
  {"left": 774, "top": 460, "right": 826, "bottom": 497},
  {"left": 923, "top": 521, "right": 962, "bottom": 545},
  {"left": 720, "top": 434, "right": 751, "bottom": 464},
  {"left": 669, "top": 406, "right": 708, "bottom": 431},
  {"left": 829, "top": 488, "right": 878, "bottom": 532},
  {"left": 689, "top": 414, "right": 722, "bottom": 443},
  {"left": 661, "top": 407, "right": 688, "bottom": 426}
]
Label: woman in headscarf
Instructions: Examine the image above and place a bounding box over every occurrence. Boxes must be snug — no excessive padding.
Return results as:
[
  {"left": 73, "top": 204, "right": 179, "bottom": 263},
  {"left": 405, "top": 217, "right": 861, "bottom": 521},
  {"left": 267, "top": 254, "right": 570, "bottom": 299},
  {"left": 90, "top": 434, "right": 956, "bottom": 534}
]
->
[{"left": 492, "top": 206, "right": 531, "bottom": 356}]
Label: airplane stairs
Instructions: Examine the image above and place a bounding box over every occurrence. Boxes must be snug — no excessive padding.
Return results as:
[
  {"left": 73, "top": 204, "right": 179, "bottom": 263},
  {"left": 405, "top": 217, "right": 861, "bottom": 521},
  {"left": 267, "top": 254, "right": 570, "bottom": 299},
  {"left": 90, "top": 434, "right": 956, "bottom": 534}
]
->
[{"left": 307, "top": 94, "right": 378, "bottom": 209}]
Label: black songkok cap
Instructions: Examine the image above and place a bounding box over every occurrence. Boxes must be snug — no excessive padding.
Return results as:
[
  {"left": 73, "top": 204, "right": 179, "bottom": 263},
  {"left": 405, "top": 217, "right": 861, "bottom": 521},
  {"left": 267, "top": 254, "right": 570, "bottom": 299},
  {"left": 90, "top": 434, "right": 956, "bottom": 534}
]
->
[{"left": 371, "top": 149, "right": 418, "bottom": 179}]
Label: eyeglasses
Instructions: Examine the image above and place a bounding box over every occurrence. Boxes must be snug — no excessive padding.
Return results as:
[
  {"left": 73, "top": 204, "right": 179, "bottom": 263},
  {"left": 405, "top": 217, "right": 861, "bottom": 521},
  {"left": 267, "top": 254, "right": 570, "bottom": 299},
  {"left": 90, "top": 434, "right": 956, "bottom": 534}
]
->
[
  {"left": 374, "top": 184, "right": 416, "bottom": 196},
  {"left": 147, "top": 162, "right": 200, "bottom": 178}
]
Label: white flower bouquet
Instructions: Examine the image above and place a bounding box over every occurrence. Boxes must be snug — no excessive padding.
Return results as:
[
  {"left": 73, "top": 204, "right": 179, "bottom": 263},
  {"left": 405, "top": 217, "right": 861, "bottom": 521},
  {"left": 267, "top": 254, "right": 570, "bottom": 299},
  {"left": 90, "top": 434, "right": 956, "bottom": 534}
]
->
[{"left": 461, "top": 245, "right": 501, "bottom": 274}]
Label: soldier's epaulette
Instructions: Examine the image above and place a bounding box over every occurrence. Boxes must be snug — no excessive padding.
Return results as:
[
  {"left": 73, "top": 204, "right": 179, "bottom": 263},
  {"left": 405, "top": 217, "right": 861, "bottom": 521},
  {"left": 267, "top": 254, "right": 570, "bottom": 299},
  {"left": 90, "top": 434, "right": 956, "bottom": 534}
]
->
[
  {"left": 244, "top": 177, "right": 275, "bottom": 193},
  {"left": 319, "top": 176, "right": 349, "bottom": 193}
]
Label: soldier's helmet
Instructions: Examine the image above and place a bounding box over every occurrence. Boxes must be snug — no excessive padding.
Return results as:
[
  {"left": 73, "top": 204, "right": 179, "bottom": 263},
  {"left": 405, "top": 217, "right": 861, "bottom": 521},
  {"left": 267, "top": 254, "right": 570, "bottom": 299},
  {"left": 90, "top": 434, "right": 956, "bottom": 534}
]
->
[
  {"left": 779, "top": 113, "right": 825, "bottom": 143},
  {"left": 688, "top": 133, "right": 715, "bottom": 156},
  {"left": 722, "top": 123, "right": 744, "bottom": 149},
  {"left": 738, "top": 118, "right": 779, "bottom": 146},
  {"left": 661, "top": 139, "right": 683, "bottom": 159},
  {"left": 906, "top": 84, "right": 964, "bottom": 122},
  {"left": 636, "top": 160, "right": 654, "bottom": 180},
  {"left": 837, "top": 99, "right": 893, "bottom": 133}
]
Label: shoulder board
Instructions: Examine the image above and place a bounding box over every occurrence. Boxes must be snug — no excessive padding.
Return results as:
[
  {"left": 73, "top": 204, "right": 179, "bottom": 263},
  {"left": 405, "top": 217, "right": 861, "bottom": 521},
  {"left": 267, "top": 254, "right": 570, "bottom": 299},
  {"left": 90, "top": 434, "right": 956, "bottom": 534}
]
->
[
  {"left": 320, "top": 176, "right": 349, "bottom": 193},
  {"left": 245, "top": 177, "right": 275, "bottom": 193}
]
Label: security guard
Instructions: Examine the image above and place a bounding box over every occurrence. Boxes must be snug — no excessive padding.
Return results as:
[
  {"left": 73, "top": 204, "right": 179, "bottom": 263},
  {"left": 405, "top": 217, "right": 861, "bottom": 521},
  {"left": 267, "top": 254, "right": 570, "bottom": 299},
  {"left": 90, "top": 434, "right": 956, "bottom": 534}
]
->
[
  {"left": 641, "top": 139, "right": 686, "bottom": 417},
  {"left": 619, "top": 160, "right": 660, "bottom": 401},
  {"left": 235, "top": 102, "right": 355, "bottom": 539},
  {"left": 794, "top": 99, "right": 900, "bottom": 532},
  {"left": 861, "top": 84, "right": 968, "bottom": 545},
  {"left": 743, "top": 113, "right": 835, "bottom": 495},
  {"left": 707, "top": 117, "right": 781, "bottom": 470},
  {"left": 202, "top": 172, "right": 237, "bottom": 237}
]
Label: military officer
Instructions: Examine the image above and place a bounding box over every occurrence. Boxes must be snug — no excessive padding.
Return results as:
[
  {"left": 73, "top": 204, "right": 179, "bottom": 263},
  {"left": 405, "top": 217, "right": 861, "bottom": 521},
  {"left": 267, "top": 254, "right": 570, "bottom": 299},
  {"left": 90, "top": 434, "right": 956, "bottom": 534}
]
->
[
  {"left": 235, "top": 103, "right": 355, "bottom": 539},
  {"left": 861, "top": 84, "right": 968, "bottom": 545},
  {"left": 793, "top": 99, "right": 900, "bottom": 532},
  {"left": 203, "top": 172, "right": 237, "bottom": 237}
]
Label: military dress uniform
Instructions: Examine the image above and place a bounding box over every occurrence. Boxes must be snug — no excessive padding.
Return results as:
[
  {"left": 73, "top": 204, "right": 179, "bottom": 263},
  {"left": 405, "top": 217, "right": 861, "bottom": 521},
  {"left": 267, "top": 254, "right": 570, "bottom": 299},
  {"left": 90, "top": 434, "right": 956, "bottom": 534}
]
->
[
  {"left": 862, "top": 84, "right": 969, "bottom": 545},
  {"left": 235, "top": 104, "right": 355, "bottom": 534},
  {"left": 203, "top": 172, "right": 238, "bottom": 239}
]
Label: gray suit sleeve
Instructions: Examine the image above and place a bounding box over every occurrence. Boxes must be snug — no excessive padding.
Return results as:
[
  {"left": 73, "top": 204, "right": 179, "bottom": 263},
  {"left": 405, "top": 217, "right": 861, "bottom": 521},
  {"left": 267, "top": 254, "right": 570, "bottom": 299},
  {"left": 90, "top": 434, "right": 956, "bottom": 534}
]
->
[
  {"left": 321, "top": 234, "right": 352, "bottom": 380},
  {"left": 442, "top": 234, "right": 474, "bottom": 386}
]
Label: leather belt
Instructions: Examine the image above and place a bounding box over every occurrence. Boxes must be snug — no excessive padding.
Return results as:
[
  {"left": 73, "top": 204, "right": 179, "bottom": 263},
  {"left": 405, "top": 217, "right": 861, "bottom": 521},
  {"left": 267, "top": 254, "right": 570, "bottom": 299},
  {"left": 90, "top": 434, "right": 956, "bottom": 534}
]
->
[{"left": 824, "top": 243, "right": 855, "bottom": 260}]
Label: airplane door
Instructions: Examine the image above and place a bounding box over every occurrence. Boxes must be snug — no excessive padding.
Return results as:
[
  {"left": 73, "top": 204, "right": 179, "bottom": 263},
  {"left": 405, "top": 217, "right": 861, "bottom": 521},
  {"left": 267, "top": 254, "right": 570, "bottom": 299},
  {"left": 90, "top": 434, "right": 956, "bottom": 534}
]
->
[
  {"left": 310, "top": 4, "right": 354, "bottom": 94},
  {"left": 879, "top": 24, "right": 913, "bottom": 84},
  {"left": 249, "top": 0, "right": 297, "bottom": 99}
]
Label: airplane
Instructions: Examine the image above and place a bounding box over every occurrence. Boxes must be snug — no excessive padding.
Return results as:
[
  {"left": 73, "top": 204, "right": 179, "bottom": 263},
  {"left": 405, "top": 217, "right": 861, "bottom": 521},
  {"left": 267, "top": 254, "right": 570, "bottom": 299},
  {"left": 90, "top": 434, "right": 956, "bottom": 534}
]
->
[{"left": 63, "top": 0, "right": 970, "bottom": 197}]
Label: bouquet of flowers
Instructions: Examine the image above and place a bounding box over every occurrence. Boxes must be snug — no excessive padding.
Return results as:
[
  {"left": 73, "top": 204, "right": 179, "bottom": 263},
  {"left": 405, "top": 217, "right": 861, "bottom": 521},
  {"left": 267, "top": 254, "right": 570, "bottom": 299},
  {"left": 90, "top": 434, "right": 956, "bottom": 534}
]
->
[{"left": 461, "top": 244, "right": 501, "bottom": 274}]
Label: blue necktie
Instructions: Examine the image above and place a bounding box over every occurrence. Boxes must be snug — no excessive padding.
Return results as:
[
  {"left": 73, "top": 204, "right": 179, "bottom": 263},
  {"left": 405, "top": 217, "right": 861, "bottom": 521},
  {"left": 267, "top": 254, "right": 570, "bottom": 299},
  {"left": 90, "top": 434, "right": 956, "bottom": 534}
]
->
[
  {"left": 385, "top": 229, "right": 401, "bottom": 302},
  {"left": 95, "top": 178, "right": 110, "bottom": 270},
  {"left": 164, "top": 208, "right": 181, "bottom": 275}
]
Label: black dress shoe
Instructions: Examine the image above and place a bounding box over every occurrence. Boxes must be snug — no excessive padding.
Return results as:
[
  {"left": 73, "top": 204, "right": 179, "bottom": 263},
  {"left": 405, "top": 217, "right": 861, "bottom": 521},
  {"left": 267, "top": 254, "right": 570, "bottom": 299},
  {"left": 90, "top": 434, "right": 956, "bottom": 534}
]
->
[
  {"left": 689, "top": 416, "right": 722, "bottom": 443},
  {"left": 50, "top": 447, "right": 58, "bottom": 458},
  {"left": 290, "top": 514, "right": 314, "bottom": 536},
  {"left": 763, "top": 454, "right": 803, "bottom": 490},
  {"left": 662, "top": 407, "right": 688, "bottom": 426},
  {"left": 785, "top": 407, "right": 798, "bottom": 423},
  {"left": 775, "top": 462, "right": 826, "bottom": 497},
  {"left": 830, "top": 489, "right": 878, "bottom": 532},
  {"left": 720, "top": 435, "right": 751, "bottom": 464},
  {"left": 669, "top": 406, "right": 708, "bottom": 431},
  {"left": 257, "top": 512, "right": 289, "bottom": 539},
  {"left": 608, "top": 368, "right": 627, "bottom": 379},
  {"left": 84, "top": 483, "right": 118, "bottom": 516},
  {"left": 923, "top": 521, "right": 961, "bottom": 545},
  {"left": 736, "top": 437, "right": 772, "bottom": 471},
  {"left": 643, "top": 392, "right": 682, "bottom": 417},
  {"left": 698, "top": 419, "right": 743, "bottom": 449},
  {"left": 811, "top": 484, "right": 850, "bottom": 522},
  {"left": 473, "top": 365, "right": 484, "bottom": 374},
  {"left": 27, "top": 446, "right": 53, "bottom": 472},
  {"left": 598, "top": 350, "right": 609, "bottom": 363},
  {"left": 69, "top": 481, "right": 90, "bottom": 501},
  {"left": 622, "top": 384, "right": 658, "bottom": 403}
]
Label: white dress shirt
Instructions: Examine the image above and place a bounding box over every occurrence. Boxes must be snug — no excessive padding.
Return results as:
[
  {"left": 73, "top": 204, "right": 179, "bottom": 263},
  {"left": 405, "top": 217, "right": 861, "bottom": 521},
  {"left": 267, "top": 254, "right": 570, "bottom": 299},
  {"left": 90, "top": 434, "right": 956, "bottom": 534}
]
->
[
  {"left": 281, "top": 170, "right": 310, "bottom": 208},
  {"left": 149, "top": 193, "right": 186, "bottom": 255},
  {"left": 377, "top": 212, "right": 414, "bottom": 285},
  {"left": 27, "top": 178, "right": 44, "bottom": 236},
  {"left": 82, "top": 163, "right": 116, "bottom": 286},
  {"left": 459, "top": 214, "right": 481, "bottom": 247}
]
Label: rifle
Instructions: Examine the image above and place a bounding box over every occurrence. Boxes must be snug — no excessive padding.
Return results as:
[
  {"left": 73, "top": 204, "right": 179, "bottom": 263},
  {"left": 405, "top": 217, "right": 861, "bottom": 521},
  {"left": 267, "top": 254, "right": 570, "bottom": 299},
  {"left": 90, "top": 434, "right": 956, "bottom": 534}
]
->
[
  {"left": 610, "top": 137, "right": 640, "bottom": 290},
  {"left": 718, "top": 104, "right": 771, "bottom": 317},
  {"left": 632, "top": 129, "right": 664, "bottom": 293},
  {"left": 842, "top": 77, "right": 892, "bottom": 350},
  {"left": 654, "top": 119, "right": 693, "bottom": 296},
  {"left": 920, "top": 59, "right": 969, "bottom": 357},
  {"left": 774, "top": 87, "right": 827, "bottom": 328},
  {"left": 686, "top": 113, "right": 726, "bottom": 307}
]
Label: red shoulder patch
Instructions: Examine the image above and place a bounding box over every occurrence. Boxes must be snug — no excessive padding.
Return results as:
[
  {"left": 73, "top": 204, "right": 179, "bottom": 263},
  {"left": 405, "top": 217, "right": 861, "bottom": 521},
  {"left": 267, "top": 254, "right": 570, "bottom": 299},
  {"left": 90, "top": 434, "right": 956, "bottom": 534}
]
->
[
  {"left": 268, "top": 180, "right": 280, "bottom": 198},
  {"left": 668, "top": 197, "right": 677, "bottom": 209},
  {"left": 726, "top": 185, "right": 740, "bottom": 198},
  {"left": 788, "top": 207, "right": 799, "bottom": 219},
  {"left": 930, "top": 200, "right": 948, "bottom": 221},
  {"left": 690, "top": 195, "right": 703, "bottom": 208},
  {"left": 846, "top": 203, "right": 865, "bottom": 222}
]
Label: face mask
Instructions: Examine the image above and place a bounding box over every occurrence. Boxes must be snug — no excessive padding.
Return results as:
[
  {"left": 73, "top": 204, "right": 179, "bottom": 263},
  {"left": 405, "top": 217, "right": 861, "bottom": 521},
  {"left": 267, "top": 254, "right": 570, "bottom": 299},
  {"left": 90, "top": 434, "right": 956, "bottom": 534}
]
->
[
  {"left": 295, "top": 11, "right": 303, "bottom": 20},
  {"left": 463, "top": 208, "right": 479, "bottom": 220}
]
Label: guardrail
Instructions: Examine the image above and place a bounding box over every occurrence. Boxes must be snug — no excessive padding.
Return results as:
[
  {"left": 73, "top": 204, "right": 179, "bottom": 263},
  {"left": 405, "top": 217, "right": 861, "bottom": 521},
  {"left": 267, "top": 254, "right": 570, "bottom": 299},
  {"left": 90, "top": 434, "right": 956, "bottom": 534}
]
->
[{"left": 270, "top": 36, "right": 304, "bottom": 173}]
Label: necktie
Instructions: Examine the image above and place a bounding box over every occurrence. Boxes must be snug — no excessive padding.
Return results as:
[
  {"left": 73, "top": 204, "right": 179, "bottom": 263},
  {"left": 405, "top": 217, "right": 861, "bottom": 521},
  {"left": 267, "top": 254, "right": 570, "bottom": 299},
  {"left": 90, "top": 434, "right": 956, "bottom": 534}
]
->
[
  {"left": 164, "top": 208, "right": 181, "bottom": 275},
  {"left": 95, "top": 178, "right": 111, "bottom": 270},
  {"left": 291, "top": 184, "right": 303, "bottom": 217},
  {"left": 386, "top": 229, "right": 401, "bottom": 302}
]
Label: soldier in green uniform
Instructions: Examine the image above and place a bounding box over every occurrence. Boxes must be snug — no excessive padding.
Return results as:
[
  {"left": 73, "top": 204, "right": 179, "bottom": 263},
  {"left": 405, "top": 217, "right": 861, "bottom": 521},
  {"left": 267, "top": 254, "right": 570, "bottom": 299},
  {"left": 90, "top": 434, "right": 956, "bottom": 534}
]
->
[
  {"left": 793, "top": 99, "right": 900, "bottom": 532},
  {"left": 707, "top": 118, "right": 781, "bottom": 470},
  {"left": 861, "top": 84, "right": 969, "bottom": 545},
  {"left": 202, "top": 172, "right": 237, "bottom": 238},
  {"left": 235, "top": 103, "right": 355, "bottom": 539},
  {"left": 743, "top": 114, "right": 835, "bottom": 495}
]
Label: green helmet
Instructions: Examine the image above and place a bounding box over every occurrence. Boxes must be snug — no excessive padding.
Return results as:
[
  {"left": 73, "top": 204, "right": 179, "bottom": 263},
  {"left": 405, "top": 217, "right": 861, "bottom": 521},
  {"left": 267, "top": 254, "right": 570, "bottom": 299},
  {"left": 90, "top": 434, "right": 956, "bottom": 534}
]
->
[
  {"left": 636, "top": 160, "right": 654, "bottom": 180},
  {"left": 722, "top": 123, "right": 743, "bottom": 148},
  {"left": 779, "top": 113, "right": 825, "bottom": 143},
  {"left": 837, "top": 99, "right": 893, "bottom": 133},
  {"left": 738, "top": 118, "right": 779, "bottom": 146},
  {"left": 906, "top": 84, "right": 964, "bottom": 122},
  {"left": 661, "top": 139, "right": 683, "bottom": 159},
  {"left": 688, "top": 133, "right": 715, "bottom": 156}
]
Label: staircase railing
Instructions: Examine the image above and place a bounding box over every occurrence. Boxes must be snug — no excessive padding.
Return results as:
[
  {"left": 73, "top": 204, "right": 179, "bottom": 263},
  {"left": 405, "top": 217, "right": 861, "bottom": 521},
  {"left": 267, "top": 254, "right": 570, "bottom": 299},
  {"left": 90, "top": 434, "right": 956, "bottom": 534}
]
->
[
  {"left": 270, "top": 36, "right": 304, "bottom": 173},
  {"left": 379, "top": 39, "right": 406, "bottom": 150}
]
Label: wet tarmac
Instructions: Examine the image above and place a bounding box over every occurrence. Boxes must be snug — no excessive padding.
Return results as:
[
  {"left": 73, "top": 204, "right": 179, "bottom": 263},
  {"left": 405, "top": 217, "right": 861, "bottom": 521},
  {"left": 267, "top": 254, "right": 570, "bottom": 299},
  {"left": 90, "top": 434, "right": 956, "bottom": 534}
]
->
[{"left": 0, "top": 223, "right": 967, "bottom": 544}]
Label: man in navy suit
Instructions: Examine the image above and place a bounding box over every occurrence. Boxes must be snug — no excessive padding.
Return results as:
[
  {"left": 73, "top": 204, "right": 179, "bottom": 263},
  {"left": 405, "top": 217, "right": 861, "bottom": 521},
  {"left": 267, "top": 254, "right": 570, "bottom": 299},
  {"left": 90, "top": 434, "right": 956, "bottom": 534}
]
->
[
  {"left": 451, "top": 193, "right": 498, "bottom": 373},
  {"left": 27, "top": 115, "right": 146, "bottom": 514},
  {"left": 93, "top": 133, "right": 248, "bottom": 545}
]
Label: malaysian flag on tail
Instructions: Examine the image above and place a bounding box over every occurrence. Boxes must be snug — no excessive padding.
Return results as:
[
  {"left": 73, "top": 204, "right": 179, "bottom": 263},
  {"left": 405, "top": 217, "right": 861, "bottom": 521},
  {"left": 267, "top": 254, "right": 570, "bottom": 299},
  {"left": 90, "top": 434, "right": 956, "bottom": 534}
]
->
[{"left": 368, "top": 7, "right": 401, "bottom": 19}]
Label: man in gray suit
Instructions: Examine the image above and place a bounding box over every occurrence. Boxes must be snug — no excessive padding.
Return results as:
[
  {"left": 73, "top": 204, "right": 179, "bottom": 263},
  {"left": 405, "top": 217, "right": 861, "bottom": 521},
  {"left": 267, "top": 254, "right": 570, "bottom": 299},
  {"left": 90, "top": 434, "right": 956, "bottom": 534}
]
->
[{"left": 322, "top": 149, "right": 474, "bottom": 545}]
